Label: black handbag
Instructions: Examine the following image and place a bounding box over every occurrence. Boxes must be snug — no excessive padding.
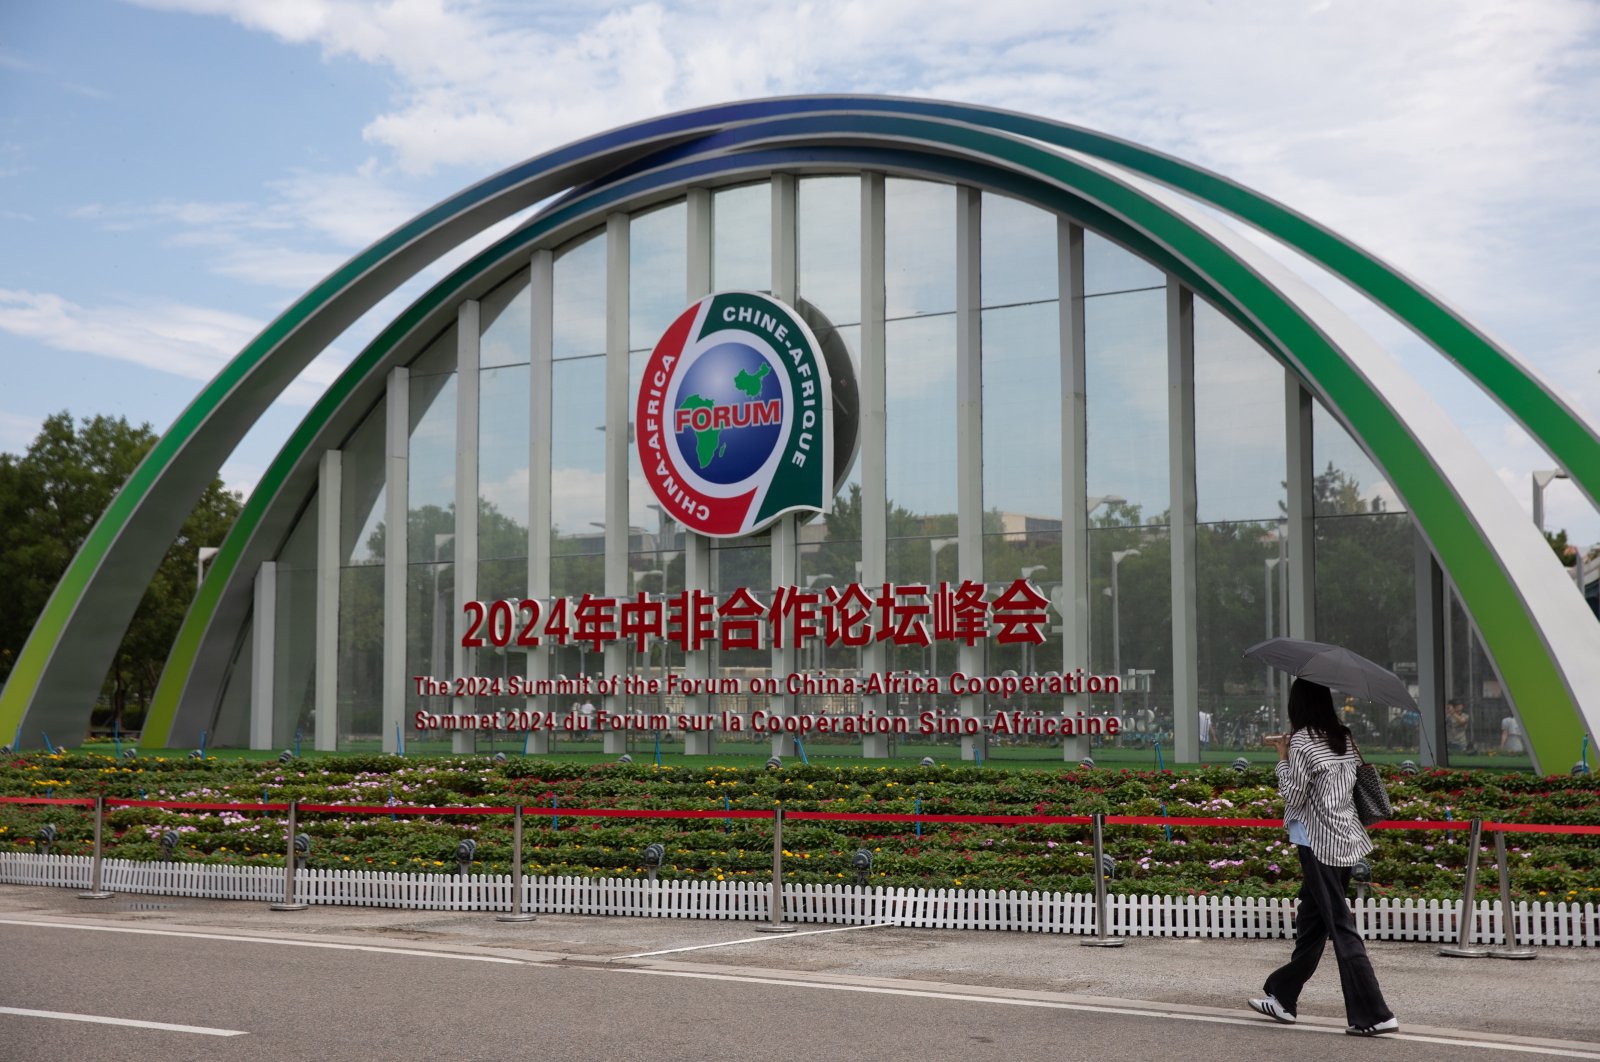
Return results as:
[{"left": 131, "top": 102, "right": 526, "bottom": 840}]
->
[{"left": 1350, "top": 737, "right": 1392, "bottom": 826}]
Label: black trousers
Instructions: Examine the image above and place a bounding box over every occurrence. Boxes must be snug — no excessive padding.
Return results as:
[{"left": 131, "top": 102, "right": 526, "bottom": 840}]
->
[{"left": 1263, "top": 845, "right": 1393, "bottom": 1027}]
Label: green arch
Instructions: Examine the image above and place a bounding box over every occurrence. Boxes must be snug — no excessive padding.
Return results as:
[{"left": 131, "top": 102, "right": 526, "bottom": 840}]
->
[{"left": 145, "top": 116, "right": 1595, "bottom": 773}]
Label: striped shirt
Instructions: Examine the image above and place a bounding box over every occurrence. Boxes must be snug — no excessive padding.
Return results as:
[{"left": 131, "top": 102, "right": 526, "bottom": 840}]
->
[{"left": 1275, "top": 728, "right": 1373, "bottom": 866}]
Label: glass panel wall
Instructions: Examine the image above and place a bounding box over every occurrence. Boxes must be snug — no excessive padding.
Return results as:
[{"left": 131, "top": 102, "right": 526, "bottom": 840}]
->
[
  {"left": 480, "top": 268, "right": 530, "bottom": 369},
  {"left": 338, "top": 408, "right": 386, "bottom": 567},
  {"left": 1313, "top": 400, "right": 1416, "bottom": 757},
  {"left": 622, "top": 201, "right": 690, "bottom": 728},
  {"left": 707, "top": 183, "right": 772, "bottom": 725},
  {"left": 982, "top": 193, "right": 1060, "bottom": 719},
  {"left": 287, "top": 167, "right": 1519, "bottom": 771},
  {"left": 273, "top": 497, "right": 318, "bottom": 747},
  {"left": 797, "top": 176, "right": 863, "bottom": 719},
  {"left": 1084, "top": 232, "right": 1170, "bottom": 737},
  {"left": 712, "top": 183, "right": 770, "bottom": 292},
  {"left": 1193, "top": 300, "right": 1288, "bottom": 760},
  {"left": 405, "top": 330, "right": 457, "bottom": 750},
  {"left": 1085, "top": 284, "right": 1167, "bottom": 526},
  {"left": 1087, "top": 526, "right": 1171, "bottom": 747},
  {"left": 884, "top": 179, "right": 957, "bottom": 708},
  {"left": 336, "top": 386, "right": 391, "bottom": 749},
  {"left": 209, "top": 618, "right": 253, "bottom": 748},
  {"left": 1447, "top": 587, "right": 1528, "bottom": 769}
]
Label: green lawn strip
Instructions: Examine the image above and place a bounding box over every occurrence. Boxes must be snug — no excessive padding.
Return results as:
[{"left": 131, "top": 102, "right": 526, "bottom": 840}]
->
[{"left": 2, "top": 751, "right": 1593, "bottom": 903}]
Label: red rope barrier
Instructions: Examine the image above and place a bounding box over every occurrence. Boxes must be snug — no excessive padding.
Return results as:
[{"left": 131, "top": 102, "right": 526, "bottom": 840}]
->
[
  {"left": 0, "top": 795, "right": 94, "bottom": 807},
  {"left": 520, "top": 807, "right": 772, "bottom": 820},
  {"left": 1485, "top": 821, "right": 1600, "bottom": 836},
  {"left": 105, "top": 799, "right": 289, "bottom": 812},
  {"left": 788, "top": 811, "right": 1093, "bottom": 825},
  {"left": 2, "top": 793, "right": 1593, "bottom": 834},
  {"left": 297, "top": 803, "right": 511, "bottom": 816}
]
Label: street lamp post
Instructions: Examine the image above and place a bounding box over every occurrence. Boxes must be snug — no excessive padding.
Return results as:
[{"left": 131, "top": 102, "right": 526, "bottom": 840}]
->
[
  {"left": 804, "top": 574, "right": 835, "bottom": 680},
  {"left": 1019, "top": 565, "right": 1046, "bottom": 679},
  {"left": 1109, "top": 549, "right": 1141, "bottom": 721},
  {"left": 928, "top": 537, "right": 959, "bottom": 697},
  {"left": 1531, "top": 469, "right": 1568, "bottom": 534},
  {"left": 1264, "top": 556, "right": 1281, "bottom": 701},
  {"left": 432, "top": 533, "right": 455, "bottom": 722},
  {"left": 1086, "top": 495, "right": 1126, "bottom": 520},
  {"left": 197, "top": 546, "right": 220, "bottom": 590},
  {"left": 629, "top": 569, "right": 664, "bottom": 713}
]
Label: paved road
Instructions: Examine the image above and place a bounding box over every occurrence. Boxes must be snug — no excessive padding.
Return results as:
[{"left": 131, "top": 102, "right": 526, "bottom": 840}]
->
[{"left": 0, "top": 886, "right": 1595, "bottom": 1061}]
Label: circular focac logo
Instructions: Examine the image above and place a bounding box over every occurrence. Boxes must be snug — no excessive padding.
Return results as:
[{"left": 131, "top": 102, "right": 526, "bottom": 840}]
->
[{"left": 636, "top": 291, "right": 833, "bottom": 538}]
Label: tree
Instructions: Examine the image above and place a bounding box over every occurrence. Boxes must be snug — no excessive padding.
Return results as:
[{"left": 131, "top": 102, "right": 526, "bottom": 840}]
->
[
  {"left": 0, "top": 413, "right": 242, "bottom": 730},
  {"left": 1544, "top": 528, "right": 1576, "bottom": 567}
]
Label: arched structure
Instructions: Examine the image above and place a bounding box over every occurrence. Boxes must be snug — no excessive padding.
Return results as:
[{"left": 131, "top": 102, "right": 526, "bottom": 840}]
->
[{"left": 3, "top": 98, "right": 1596, "bottom": 770}]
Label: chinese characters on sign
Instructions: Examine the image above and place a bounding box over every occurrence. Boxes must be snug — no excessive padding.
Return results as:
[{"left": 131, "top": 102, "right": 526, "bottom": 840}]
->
[{"left": 460, "top": 578, "right": 1053, "bottom": 654}]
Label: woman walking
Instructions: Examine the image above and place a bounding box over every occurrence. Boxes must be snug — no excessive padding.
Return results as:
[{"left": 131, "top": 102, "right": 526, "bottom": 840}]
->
[{"left": 1249, "top": 678, "right": 1398, "bottom": 1036}]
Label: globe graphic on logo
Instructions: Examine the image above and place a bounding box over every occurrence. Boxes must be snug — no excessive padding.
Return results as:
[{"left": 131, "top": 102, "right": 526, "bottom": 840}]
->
[{"left": 673, "top": 341, "right": 783, "bottom": 485}]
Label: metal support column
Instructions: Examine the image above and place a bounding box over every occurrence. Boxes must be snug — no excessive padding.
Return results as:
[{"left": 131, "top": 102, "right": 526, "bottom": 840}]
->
[
  {"left": 382, "top": 367, "right": 410, "bottom": 754},
  {"left": 452, "top": 300, "right": 481, "bottom": 754},
  {"left": 1282, "top": 379, "right": 1315, "bottom": 720},
  {"left": 683, "top": 188, "right": 716, "bottom": 755},
  {"left": 1415, "top": 528, "right": 1445, "bottom": 767},
  {"left": 954, "top": 186, "right": 985, "bottom": 761},
  {"left": 1167, "top": 280, "right": 1199, "bottom": 763},
  {"left": 250, "top": 561, "right": 277, "bottom": 751},
  {"left": 859, "top": 173, "right": 890, "bottom": 758},
  {"left": 528, "top": 249, "right": 555, "bottom": 754},
  {"left": 1058, "top": 221, "right": 1090, "bottom": 762},
  {"left": 603, "top": 213, "right": 631, "bottom": 755},
  {"left": 314, "top": 450, "right": 341, "bottom": 752},
  {"left": 768, "top": 174, "right": 800, "bottom": 758}
]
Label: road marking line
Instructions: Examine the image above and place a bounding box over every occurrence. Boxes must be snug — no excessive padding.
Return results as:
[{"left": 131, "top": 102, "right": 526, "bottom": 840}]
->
[
  {"left": 0, "top": 1006, "right": 246, "bottom": 1037},
  {"left": 0, "top": 918, "right": 524, "bottom": 965},
  {"left": 618, "top": 922, "right": 895, "bottom": 958},
  {"left": 613, "top": 967, "right": 1600, "bottom": 1059}
]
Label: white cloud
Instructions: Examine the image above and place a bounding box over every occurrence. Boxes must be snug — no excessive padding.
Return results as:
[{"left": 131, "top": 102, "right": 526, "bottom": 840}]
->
[
  {"left": 71, "top": 159, "right": 423, "bottom": 289},
  {"left": 0, "top": 289, "right": 344, "bottom": 409},
  {"left": 0, "top": 288, "right": 262, "bottom": 381},
  {"left": 209, "top": 245, "right": 346, "bottom": 290}
]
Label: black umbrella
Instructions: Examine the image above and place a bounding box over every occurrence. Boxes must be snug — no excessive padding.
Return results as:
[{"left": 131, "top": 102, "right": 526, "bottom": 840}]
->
[{"left": 1243, "top": 637, "right": 1417, "bottom": 710}]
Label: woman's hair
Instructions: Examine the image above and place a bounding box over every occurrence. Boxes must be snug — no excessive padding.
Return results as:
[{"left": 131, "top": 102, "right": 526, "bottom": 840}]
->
[{"left": 1286, "top": 678, "right": 1350, "bottom": 756}]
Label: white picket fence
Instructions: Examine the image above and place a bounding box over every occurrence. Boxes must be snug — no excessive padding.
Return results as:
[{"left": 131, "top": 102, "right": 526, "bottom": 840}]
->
[{"left": 1, "top": 852, "right": 1593, "bottom": 946}]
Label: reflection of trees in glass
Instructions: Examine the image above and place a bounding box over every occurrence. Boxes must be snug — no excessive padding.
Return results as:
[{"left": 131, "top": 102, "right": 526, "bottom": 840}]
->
[
  {"left": 1196, "top": 522, "right": 1280, "bottom": 713},
  {"left": 1310, "top": 461, "right": 1388, "bottom": 516},
  {"left": 1077, "top": 462, "right": 1415, "bottom": 729}
]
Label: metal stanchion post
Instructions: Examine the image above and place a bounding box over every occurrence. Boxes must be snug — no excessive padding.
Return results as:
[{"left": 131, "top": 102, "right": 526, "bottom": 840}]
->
[
  {"left": 78, "top": 795, "right": 113, "bottom": 899},
  {"left": 754, "top": 807, "right": 796, "bottom": 933},
  {"left": 1081, "top": 813, "right": 1122, "bottom": 947},
  {"left": 1489, "top": 829, "right": 1535, "bottom": 959},
  {"left": 497, "top": 805, "right": 536, "bottom": 923},
  {"left": 269, "top": 799, "right": 309, "bottom": 912},
  {"left": 1439, "top": 816, "right": 1488, "bottom": 957}
]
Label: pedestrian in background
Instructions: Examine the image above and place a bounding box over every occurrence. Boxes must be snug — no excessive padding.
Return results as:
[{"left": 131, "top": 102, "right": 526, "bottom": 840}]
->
[{"left": 1249, "top": 678, "right": 1398, "bottom": 1037}]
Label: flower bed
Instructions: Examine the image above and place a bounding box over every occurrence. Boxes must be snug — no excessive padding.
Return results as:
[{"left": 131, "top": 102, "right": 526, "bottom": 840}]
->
[{"left": 2, "top": 752, "right": 1597, "bottom": 902}]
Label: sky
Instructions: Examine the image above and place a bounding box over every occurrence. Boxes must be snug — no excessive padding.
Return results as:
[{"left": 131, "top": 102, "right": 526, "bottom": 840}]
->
[{"left": 1, "top": 0, "right": 1598, "bottom": 545}]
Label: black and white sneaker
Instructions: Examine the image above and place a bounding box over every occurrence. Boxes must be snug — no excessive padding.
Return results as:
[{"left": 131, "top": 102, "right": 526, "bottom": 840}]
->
[
  {"left": 1346, "top": 1017, "right": 1400, "bottom": 1036},
  {"left": 1247, "top": 996, "right": 1296, "bottom": 1024}
]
